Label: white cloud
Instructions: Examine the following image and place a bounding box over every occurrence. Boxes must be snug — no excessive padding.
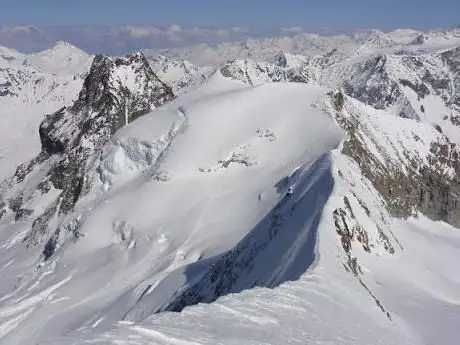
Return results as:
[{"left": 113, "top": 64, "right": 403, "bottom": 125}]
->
[
  {"left": 0, "top": 25, "right": 293, "bottom": 54},
  {"left": 280, "top": 26, "right": 304, "bottom": 35},
  {"left": 215, "top": 29, "right": 230, "bottom": 38},
  {"left": 231, "top": 26, "right": 250, "bottom": 34},
  {"left": 167, "top": 25, "right": 183, "bottom": 34},
  {"left": 123, "top": 26, "right": 163, "bottom": 38},
  {"left": 0, "top": 26, "right": 41, "bottom": 34}
]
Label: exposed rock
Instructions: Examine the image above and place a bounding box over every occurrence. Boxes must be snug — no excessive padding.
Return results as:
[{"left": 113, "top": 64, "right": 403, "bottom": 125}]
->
[
  {"left": 332, "top": 91, "right": 460, "bottom": 228},
  {"left": 0, "top": 51, "right": 174, "bottom": 249},
  {"left": 336, "top": 50, "right": 459, "bottom": 122}
]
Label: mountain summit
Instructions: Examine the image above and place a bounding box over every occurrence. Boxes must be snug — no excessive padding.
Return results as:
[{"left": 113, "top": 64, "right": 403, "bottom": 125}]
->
[{"left": 1, "top": 51, "right": 174, "bottom": 251}]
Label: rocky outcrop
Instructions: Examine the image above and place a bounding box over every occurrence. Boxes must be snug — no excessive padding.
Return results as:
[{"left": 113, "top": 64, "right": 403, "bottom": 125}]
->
[
  {"left": 331, "top": 91, "right": 460, "bottom": 228},
  {"left": 441, "top": 46, "right": 460, "bottom": 111},
  {"left": 0, "top": 51, "right": 174, "bottom": 249},
  {"left": 335, "top": 47, "right": 459, "bottom": 124}
]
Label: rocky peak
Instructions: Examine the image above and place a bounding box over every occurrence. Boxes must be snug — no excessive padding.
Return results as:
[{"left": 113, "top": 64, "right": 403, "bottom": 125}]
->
[
  {"left": 74, "top": 52, "right": 172, "bottom": 111},
  {"left": 273, "top": 52, "right": 308, "bottom": 68},
  {"left": 337, "top": 49, "right": 460, "bottom": 122},
  {"left": 274, "top": 52, "right": 288, "bottom": 68},
  {"left": 40, "top": 51, "right": 174, "bottom": 155},
  {"left": 2, "top": 51, "right": 174, "bottom": 247},
  {"left": 411, "top": 34, "right": 429, "bottom": 45}
]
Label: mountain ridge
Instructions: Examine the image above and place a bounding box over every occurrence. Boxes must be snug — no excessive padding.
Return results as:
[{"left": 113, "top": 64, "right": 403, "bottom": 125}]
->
[{"left": 0, "top": 27, "right": 460, "bottom": 345}]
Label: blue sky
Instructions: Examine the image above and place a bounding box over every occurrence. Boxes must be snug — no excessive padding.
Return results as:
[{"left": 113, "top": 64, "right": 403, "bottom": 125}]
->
[{"left": 1, "top": 0, "right": 459, "bottom": 31}]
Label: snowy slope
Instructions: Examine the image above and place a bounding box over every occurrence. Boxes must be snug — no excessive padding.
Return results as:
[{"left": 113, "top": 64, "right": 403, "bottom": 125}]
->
[
  {"left": 42, "top": 217, "right": 460, "bottom": 345},
  {"left": 0, "top": 80, "right": 344, "bottom": 344},
  {"left": 0, "top": 41, "right": 92, "bottom": 75},
  {"left": 28, "top": 85, "right": 460, "bottom": 345},
  {"left": 1, "top": 27, "right": 460, "bottom": 345},
  {"left": 24, "top": 41, "right": 92, "bottom": 76}
]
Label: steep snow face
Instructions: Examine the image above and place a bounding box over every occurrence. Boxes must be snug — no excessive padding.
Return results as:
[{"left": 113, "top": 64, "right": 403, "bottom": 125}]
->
[
  {"left": 353, "top": 30, "right": 397, "bottom": 56},
  {"left": 0, "top": 81, "right": 344, "bottom": 344},
  {"left": 0, "top": 41, "right": 92, "bottom": 75},
  {"left": 386, "top": 29, "right": 422, "bottom": 45}
]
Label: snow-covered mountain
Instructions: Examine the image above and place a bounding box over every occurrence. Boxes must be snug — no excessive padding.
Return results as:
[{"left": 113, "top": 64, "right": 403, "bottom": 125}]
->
[
  {"left": 146, "top": 55, "right": 210, "bottom": 95},
  {"left": 146, "top": 27, "right": 460, "bottom": 66},
  {"left": 1, "top": 28, "right": 460, "bottom": 345},
  {"left": 0, "top": 42, "right": 92, "bottom": 182},
  {"left": 1, "top": 51, "right": 174, "bottom": 251}
]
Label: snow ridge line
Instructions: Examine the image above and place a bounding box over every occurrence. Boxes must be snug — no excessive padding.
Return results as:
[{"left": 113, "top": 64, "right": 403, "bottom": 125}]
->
[{"left": 154, "top": 153, "right": 335, "bottom": 315}]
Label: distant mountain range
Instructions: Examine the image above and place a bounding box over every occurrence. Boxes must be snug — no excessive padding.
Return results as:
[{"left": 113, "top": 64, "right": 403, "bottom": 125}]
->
[{"left": 1, "top": 25, "right": 459, "bottom": 56}]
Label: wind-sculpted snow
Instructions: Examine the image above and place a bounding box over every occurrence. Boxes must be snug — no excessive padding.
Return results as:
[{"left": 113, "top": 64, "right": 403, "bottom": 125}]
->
[
  {"left": 40, "top": 216, "right": 460, "bottom": 345},
  {"left": 0, "top": 81, "right": 344, "bottom": 344}
]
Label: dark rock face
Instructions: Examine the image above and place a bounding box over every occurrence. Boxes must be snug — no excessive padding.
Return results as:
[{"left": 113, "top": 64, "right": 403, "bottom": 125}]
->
[
  {"left": 37, "top": 52, "right": 173, "bottom": 217},
  {"left": 341, "top": 55, "right": 420, "bottom": 120},
  {"left": 39, "top": 107, "right": 67, "bottom": 154},
  {"left": 332, "top": 91, "right": 460, "bottom": 228},
  {"left": 1, "top": 51, "right": 174, "bottom": 249},
  {"left": 40, "top": 52, "right": 174, "bottom": 157},
  {"left": 399, "top": 79, "right": 430, "bottom": 99},
  {"left": 338, "top": 50, "right": 460, "bottom": 122},
  {"left": 441, "top": 46, "right": 460, "bottom": 110}
]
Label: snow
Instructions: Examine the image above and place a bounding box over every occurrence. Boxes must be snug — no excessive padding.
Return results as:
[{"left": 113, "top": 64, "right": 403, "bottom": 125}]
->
[
  {"left": 147, "top": 55, "right": 211, "bottom": 94},
  {"left": 26, "top": 41, "right": 92, "bottom": 76},
  {"left": 1, "top": 26, "right": 460, "bottom": 345},
  {"left": 0, "top": 79, "right": 346, "bottom": 344},
  {"left": 41, "top": 268, "right": 417, "bottom": 345},
  {"left": 0, "top": 78, "right": 84, "bottom": 181},
  {"left": 33, "top": 142, "right": 460, "bottom": 345},
  {"left": 0, "top": 42, "right": 91, "bottom": 181},
  {"left": 342, "top": 96, "right": 454, "bottom": 175}
]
